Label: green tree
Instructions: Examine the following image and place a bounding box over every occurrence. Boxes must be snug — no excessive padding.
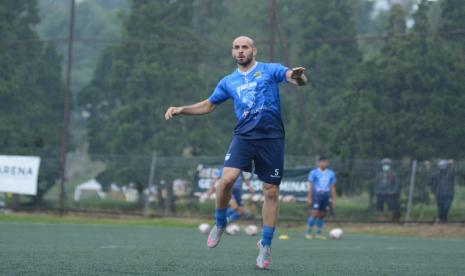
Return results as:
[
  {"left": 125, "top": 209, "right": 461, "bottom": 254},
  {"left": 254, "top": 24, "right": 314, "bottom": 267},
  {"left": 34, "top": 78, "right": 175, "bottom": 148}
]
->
[
  {"left": 284, "top": 0, "right": 361, "bottom": 156},
  {"left": 80, "top": 0, "right": 230, "bottom": 189},
  {"left": 439, "top": 0, "right": 465, "bottom": 33},
  {"left": 439, "top": 0, "right": 465, "bottom": 53},
  {"left": 36, "top": 0, "right": 124, "bottom": 94},
  {"left": 326, "top": 2, "right": 465, "bottom": 160},
  {"left": 0, "top": 0, "right": 65, "bottom": 202}
]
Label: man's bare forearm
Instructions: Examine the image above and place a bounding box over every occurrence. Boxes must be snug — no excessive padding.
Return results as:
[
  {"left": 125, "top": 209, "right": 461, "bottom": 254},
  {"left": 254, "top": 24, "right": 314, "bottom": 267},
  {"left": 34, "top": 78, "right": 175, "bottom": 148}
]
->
[
  {"left": 165, "top": 99, "right": 216, "bottom": 120},
  {"left": 180, "top": 100, "right": 216, "bottom": 115},
  {"left": 307, "top": 182, "right": 313, "bottom": 201},
  {"left": 331, "top": 185, "right": 337, "bottom": 202}
]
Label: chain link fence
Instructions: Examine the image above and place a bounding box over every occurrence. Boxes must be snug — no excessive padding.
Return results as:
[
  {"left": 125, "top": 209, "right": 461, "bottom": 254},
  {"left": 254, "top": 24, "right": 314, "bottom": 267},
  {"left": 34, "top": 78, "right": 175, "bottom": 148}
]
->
[{"left": 2, "top": 154, "right": 464, "bottom": 223}]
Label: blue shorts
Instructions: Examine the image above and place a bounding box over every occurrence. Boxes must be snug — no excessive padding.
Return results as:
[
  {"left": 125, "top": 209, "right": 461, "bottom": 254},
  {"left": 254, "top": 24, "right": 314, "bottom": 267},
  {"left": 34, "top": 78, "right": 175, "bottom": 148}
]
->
[
  {"left": 232, "top": 189, "right": 243, "bottom": 206},
  {"left": 224, "top": 137, "right": 284, "bottom": 185},
  {"left": 312, "top": 192, "right": 331, "bottom": 212}
]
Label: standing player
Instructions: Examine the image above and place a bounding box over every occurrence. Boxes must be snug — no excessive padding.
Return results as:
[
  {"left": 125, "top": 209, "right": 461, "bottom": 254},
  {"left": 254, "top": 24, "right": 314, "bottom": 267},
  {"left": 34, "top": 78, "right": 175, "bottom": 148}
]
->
[
  {"left": 165, "top": 36, "right": 307, "bottom": 269},
  {"left": 306, "top": 157, "right": 337, "bottom": 240},
  {"left": 206, "top": 168, "right": 255, "bottom": 224}
]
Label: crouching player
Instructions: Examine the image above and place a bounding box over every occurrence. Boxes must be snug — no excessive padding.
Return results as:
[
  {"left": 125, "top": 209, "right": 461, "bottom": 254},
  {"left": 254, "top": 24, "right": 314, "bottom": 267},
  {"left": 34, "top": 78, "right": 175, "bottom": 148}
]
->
[
  {"left": 207, "top": 168, "right": 255, "bottom": 224},
  {"left": 306, "top": 156, "right": 336, "bottom": 240}
]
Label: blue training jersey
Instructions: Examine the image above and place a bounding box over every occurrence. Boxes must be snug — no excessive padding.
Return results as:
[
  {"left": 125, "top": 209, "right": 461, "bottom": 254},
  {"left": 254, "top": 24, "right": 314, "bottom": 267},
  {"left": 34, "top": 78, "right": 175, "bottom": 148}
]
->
[
  {"left": 216, "top": 168, "right": 243, "bottom": 190},
  {"left": 208, "top": 62, "right": 289, "bottom": 139},
  {"left": 308, "top": 168, "right": 336, "bottom": 193}
]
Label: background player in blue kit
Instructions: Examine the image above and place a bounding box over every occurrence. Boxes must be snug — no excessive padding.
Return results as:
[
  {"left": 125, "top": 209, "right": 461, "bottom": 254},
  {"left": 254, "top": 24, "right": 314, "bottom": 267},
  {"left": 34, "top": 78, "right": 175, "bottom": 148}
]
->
[
  {"left": 306, "top": 156, "right": 337, "bottom": 240},
  {"left": 165, "top": 35, "right": 307, "bottom": 269},
  {"left": 206, "top": 168, "right": 255, "bottom": 224}
]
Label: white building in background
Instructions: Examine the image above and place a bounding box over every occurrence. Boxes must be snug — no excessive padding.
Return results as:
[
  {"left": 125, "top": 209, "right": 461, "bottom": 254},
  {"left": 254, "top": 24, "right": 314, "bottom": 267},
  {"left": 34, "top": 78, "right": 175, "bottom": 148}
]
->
[{"left": 74, "top": 179, "right": 106, "bottom": 201}]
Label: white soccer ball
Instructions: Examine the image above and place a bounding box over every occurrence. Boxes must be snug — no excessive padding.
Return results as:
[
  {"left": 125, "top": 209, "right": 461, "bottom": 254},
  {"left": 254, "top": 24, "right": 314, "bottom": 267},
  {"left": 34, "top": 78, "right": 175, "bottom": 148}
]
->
[
  {"left": 244, "top": 225, "right": 258, "bottom": 236},
  {"left": 329, "top": 228, "right": 344, "bottom": 240},
  {"left": 251, "top": 194, "right": 262, "bottom": 202},
  {"left": 282, "top": 195, "right": 297, "bottom": 203},
  {"left": 198, "top": 223, "right": 211, "bottom": 234},
  {"left": 242, "top": 193, "right": 252, "bottom": 201},
  {"left": 225, "top": 223, "right": 241, "bottom": 235}
]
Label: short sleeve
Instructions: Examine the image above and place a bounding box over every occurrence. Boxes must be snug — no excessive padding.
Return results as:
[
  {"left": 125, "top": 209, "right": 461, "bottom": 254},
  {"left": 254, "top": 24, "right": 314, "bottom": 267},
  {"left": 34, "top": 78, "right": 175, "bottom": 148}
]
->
[
  {"left": 308, "top": 170, "right": 315, "bottom": 182},
  {"left": 208, "top": 78, "right": 230, "bottom": 104},
  {"left": 330, "top": 171, "right": 337, "bottom": 185},
  {"left": 268, "top": 63, "right": 289, "bottom": 84}
]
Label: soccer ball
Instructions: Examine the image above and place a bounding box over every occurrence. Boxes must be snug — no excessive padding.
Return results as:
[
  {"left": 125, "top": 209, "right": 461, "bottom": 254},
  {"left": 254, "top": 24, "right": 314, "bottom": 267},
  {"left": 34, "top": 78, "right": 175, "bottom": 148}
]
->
[
  {"left": 198, "top": 223, "right": 211, "bottom": 234},
  {"left": 251, "top": 194, "right": 262, "bottom": 202},
  {"left": 225, "top": 223, "right": 241, "bottom": 235},
  {"left": 329, "top": 228, "right": 344, "bottom": 240},
  {"left": 244, "top": 225, "right": 258, "bottom": 236}
]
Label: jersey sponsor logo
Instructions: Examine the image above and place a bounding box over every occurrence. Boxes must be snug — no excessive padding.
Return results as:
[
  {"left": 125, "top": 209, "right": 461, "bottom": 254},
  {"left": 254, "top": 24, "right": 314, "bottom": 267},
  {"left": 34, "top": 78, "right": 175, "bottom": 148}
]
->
[
  {"left": 320, "top": 175, "right": 330, "bottom": 186},
  {"left": 236, "top": 82, "right": 257, "bottom": 97},
  {"left": 225, "top": 153, "right": 231, "bottom": 161}
]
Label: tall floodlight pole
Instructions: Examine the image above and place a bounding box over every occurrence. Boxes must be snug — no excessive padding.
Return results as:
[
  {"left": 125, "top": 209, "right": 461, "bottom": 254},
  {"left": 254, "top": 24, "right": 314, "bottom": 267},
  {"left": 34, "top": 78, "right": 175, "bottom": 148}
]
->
[{"left": 59, "top": 0, "right": 75, "bottom": 215}]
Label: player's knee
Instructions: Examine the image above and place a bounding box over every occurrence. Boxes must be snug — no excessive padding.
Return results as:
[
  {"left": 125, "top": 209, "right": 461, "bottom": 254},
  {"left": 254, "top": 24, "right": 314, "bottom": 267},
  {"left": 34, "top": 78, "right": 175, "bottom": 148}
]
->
[
  {"left": 263, "top": 184, "right": 279, "bottom": 202},
  {"left": 218, "top": 176, "right": 236, "bottom": 191}
]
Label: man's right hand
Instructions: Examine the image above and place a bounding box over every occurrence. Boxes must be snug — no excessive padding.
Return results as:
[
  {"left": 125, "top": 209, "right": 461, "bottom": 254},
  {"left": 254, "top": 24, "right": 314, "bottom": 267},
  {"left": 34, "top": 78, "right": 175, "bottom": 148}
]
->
[{"left": 165, "top": 106, "right": 183, "bottom": 120}]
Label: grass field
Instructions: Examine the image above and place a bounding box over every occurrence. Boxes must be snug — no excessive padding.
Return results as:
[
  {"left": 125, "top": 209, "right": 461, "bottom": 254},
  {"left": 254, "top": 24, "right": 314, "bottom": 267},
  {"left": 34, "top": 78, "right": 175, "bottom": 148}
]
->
[{"left": 1, "top": 215, "right": 465, "bottom": 275}]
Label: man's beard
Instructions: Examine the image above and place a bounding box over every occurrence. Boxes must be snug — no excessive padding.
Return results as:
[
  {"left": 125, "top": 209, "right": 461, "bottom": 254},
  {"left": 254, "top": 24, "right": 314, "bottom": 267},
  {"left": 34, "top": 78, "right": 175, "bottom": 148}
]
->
[{"left": 235, "top": 54, "right": 253, "bottom": 66}]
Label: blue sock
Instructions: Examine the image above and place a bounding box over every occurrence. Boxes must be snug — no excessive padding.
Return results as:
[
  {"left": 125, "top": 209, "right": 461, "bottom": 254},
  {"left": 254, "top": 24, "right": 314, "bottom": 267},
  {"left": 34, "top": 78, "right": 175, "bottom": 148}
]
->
[
  {"left": 316, "top": 218, "right": 325, "bottom": 234},
  {"left": 226, "top": 208, "right": 235, "bottom": 217},
  {"left": 227, "top": 211, "right": 241, "bottom": 223},
  {"left": 261, "top": 225, "right": 275, "bottom": 247},
  {"left": 307, "top": 216, "right": 315, "bottom": 233},
  {"left": 215, "top": 208, "right": 227, "bottom": 228}
]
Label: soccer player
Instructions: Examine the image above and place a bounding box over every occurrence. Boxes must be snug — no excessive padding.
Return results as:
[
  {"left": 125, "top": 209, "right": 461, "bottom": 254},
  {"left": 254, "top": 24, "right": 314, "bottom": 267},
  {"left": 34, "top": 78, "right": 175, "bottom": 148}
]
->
[
  {"left": 306, "top": 156, "right": 337, "bottom": 240},
  {"left": 165, "top": 36, "right": 307, "bottom": 269},
  {"left": 206, "top": 168, "right": 255, "bottom": 224}
]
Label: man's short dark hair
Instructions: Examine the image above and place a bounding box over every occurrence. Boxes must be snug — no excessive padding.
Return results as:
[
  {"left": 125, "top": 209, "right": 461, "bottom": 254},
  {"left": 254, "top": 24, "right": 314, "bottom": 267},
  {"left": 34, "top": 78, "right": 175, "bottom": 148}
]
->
[{"left": 318, "top": 156, "right": 328, "bottom": 161}]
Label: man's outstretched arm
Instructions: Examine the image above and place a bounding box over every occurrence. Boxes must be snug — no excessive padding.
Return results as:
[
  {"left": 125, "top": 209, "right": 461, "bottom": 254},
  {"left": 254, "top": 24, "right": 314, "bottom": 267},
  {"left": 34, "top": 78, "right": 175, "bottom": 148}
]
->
[
  {"left": 286, "top": 67, "right": 308, "bottom": 86},
  {"left": 165, "top": 99, "right": 216, "bottom": 120}
]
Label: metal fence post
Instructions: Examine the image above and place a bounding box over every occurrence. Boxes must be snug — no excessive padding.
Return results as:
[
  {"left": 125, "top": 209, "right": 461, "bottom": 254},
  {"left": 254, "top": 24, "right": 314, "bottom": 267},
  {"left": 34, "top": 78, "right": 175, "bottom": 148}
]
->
[
  {"left": 166, "top": 181, "right": 175, "bottom": 215},
  {"left": 144, "top": 151, "right": 157, "bottom": 216},
  {"left": 405, "top": 159, "right": 418, "bottom": 222}
]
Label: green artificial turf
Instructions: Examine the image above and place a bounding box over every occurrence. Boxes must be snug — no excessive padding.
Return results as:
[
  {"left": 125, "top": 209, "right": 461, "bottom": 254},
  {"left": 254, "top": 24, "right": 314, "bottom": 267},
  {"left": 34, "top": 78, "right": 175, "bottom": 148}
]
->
[{"left": 0, "top": 221, "right": 464, "bottom": 276}]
